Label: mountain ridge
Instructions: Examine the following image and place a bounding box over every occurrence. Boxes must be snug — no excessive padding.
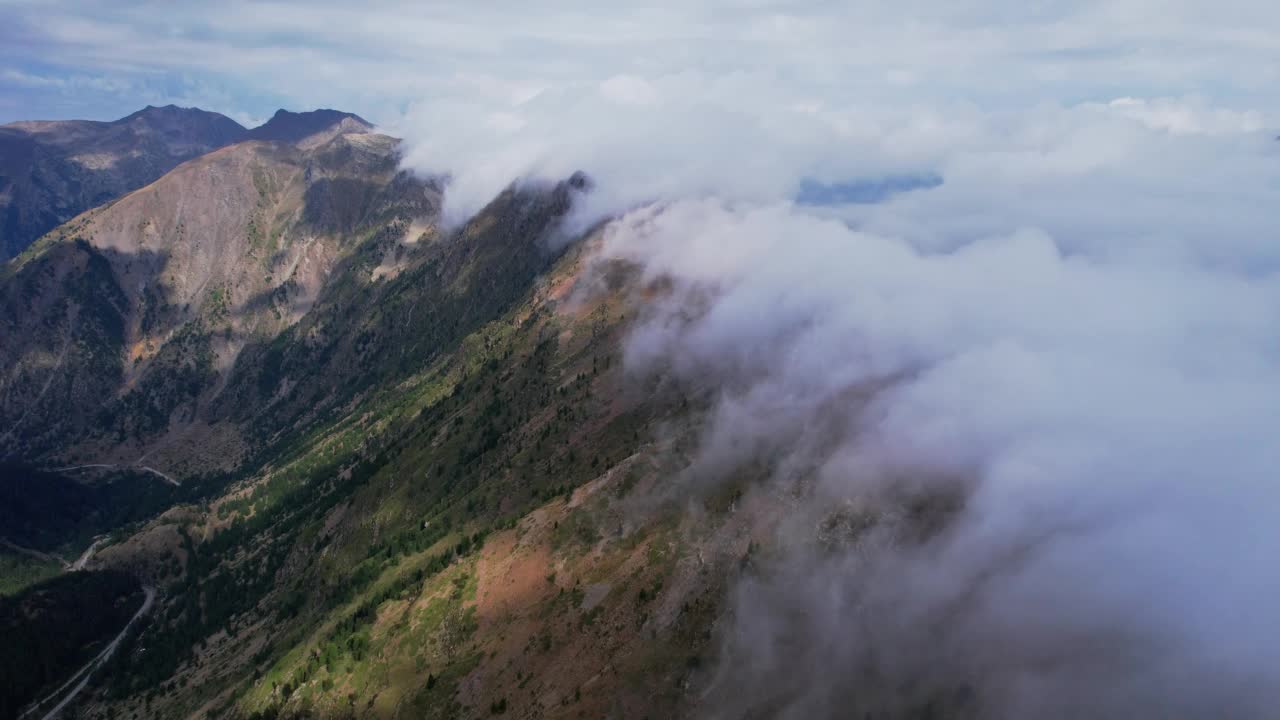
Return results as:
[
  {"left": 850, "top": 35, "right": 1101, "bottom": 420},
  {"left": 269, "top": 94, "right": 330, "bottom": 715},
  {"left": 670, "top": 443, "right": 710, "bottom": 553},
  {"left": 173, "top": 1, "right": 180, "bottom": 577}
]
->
[
  {"left": 0, "top": 99, "right": 735, "bottom": 720},
  {"left": 0, "top": 104, "right": 382, "bottom": 262},
  {"left": 245, "top": 108, "right": 374, "bottom": 147},
  {"left": 0, "top": 125, "right": 437, "bottom": 474},
  {"left": 0, "top": 104, "right": 248, "bottom": 261}
]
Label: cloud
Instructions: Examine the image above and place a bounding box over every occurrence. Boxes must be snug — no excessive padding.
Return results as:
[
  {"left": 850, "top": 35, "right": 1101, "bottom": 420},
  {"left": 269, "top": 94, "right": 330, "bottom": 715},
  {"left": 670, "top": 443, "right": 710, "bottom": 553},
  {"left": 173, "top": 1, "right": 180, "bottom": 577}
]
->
[
  {"left": 0, "top": 67, "right": 135, "bottom": 93},
  {"left": 4, "top": 1, "right": 1280, "bottom": 127},
  {"left": 599, "top": 74, "right": 659, "bottom": 107},
  {"left": 1, "top": 68, "right": 66, "bottom": 88},
  {"left": 588, "top": 103, "right": 1280, "bottom": 715},
  {"left": 398, "top": 69, "right": 879, "bottom": 225},
  {"left": 1104, "top": 96, "right": 1269, "bottom": 135}
]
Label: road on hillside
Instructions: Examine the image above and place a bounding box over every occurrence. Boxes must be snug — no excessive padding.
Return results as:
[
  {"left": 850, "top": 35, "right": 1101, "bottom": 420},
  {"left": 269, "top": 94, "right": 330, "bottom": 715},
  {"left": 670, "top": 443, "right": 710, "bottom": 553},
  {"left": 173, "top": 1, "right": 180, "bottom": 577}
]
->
[
  {"left": 53, "top": 463, "right": 180, "bottom": 487},
  {"left": 20, "top": 586, "right": 156, "bottom": 720},
  {"left": 69, "top": 537, "right": 107, "bottom": 571}
]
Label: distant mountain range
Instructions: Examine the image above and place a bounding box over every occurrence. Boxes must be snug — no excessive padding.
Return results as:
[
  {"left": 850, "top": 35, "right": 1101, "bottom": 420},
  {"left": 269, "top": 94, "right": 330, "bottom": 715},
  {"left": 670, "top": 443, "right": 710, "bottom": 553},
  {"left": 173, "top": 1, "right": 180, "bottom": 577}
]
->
[
  {"left": 0, "top": 105, "right": 410, "bottom": 470},
  {"left": 0, "top": 105, "right": 246, "bottom": 261},
  {"left": 0, "top": 105, "right": 376, "bottom": 261}
]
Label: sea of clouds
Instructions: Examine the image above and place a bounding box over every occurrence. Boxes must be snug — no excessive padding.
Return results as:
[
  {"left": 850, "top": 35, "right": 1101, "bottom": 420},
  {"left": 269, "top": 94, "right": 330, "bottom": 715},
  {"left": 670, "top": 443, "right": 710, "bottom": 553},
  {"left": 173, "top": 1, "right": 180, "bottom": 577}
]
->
[
  {"left": 395, "top": 36, "right": 1280, "bottom": 720},
  {"left": 403, "top": 79, "right": 1280, "bottom": 715}
]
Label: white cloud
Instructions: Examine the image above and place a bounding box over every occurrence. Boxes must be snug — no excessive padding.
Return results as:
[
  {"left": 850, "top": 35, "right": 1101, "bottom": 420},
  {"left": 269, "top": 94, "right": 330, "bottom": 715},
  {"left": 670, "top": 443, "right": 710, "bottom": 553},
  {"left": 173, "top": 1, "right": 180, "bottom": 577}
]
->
[
  {"left": 598, "top": 178, "right": 1280, "bottom": 715},
  {"left": 1104, "top": 96, "right": 1269, "bottom": 135},
  {"left": 599, "top": 74, "right": 659, "bottom": 106},
  {"left": 2, "top": 68, "right": 66, "bottom": 88},
  {"left": 530, "top": 29, "right": 1280, "bottom": 713},
  {"left": 7, "top": 2, "right": 1280, "bottom": 125}
]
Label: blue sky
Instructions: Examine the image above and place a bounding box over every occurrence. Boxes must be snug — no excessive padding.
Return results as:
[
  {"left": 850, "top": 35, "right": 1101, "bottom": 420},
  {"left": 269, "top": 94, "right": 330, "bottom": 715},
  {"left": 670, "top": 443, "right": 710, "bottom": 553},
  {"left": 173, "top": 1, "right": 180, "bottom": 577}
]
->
[{"left": 2, "top": 0, "right": 1278, "bottom": 127}]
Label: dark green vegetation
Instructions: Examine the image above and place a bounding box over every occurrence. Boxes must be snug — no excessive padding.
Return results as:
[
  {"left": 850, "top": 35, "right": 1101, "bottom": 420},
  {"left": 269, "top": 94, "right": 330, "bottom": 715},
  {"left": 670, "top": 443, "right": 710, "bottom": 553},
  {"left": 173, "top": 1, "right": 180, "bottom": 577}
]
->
[
  {"left": 0, "top": 548, "right": 62, "bottom": 597},
  {"left": 0, "top": 569, "right": 143, "bottom": 719}
]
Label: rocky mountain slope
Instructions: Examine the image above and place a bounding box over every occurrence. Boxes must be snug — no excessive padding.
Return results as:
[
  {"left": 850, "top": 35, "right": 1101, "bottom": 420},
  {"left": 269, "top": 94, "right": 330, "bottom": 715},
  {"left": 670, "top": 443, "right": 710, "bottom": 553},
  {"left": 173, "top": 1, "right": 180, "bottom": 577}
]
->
[
  {"left": 0, "top": 94, "right": 730, "bottom": 718},
  {"left": 0, "top": 109, "right": 433, "bottom": 473},
  {"left": 0, "top": 106, "right": 910, "bottom": 720},
  {"left": 68, "top": 208, "right": 734, "bottom": 720},
  {"left": 0, "top": 105, "right": 248, "bottom": 261}
]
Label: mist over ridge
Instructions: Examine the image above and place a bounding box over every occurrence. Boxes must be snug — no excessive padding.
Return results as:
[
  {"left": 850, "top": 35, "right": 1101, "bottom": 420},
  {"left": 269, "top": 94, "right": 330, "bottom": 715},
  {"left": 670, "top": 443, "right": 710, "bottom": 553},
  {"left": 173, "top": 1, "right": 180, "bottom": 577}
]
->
[{"left": 389, "top": 26, "right": 1280, "bottom": 714}]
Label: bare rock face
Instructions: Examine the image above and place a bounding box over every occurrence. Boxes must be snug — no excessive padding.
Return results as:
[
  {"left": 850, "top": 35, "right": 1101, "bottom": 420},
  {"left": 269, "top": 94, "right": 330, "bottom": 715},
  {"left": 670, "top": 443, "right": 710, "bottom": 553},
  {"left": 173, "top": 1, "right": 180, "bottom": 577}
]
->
[{"left": 0, "top": 105, "right": 248, "bottom": 261}]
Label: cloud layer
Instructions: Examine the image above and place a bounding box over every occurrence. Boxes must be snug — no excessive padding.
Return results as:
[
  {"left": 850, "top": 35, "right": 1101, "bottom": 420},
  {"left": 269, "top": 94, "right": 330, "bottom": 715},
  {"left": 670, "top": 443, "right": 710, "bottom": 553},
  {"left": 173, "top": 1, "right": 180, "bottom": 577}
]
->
[
  {"left": 5, "top": 2, "right": 1280, "bottom": 126},
  {"left": 591, "top": 104, "right": 1280, "bottom": 715}
]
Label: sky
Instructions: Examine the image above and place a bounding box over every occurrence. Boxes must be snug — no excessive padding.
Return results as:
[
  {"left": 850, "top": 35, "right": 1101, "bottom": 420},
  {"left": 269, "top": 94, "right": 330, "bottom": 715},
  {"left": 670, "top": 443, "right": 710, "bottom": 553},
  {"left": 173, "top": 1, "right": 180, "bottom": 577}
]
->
[
  {"left": 6, "top": 2, "right": 1280, "bottom": 716},
  {"left": 3, "top": 1, "right": 1277, "bottom": 218},
  {"left": 2, "top": 1, "right": 1279, "bottom": 126}
]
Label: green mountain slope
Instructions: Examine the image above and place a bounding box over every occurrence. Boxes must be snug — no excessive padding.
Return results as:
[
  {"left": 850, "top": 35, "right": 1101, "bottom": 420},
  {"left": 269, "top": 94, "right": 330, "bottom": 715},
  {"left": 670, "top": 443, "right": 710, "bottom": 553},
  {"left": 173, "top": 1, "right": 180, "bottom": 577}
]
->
[
  {"left": 0, "top": 111, "right": 745, "bottom": 720},
  {"left": 81, "top": 222, "right": 734, "bottom": 720}
]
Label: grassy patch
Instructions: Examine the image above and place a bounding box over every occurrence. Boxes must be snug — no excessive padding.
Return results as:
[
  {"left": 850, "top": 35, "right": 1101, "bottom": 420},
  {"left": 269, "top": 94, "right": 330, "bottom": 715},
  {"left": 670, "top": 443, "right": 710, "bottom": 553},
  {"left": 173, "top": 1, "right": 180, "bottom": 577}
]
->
[{"left": 0, "top": 550, "right": 62, "bottom": 597}]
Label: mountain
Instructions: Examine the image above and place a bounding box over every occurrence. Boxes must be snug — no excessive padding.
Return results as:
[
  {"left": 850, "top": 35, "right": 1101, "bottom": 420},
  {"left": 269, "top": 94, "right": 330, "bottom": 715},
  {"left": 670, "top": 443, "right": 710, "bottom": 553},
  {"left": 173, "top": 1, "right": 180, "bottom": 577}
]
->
[
  {"left": 0, "top": 105, "right": 736, "bottom": 719},
  {"left": 245, "top": 108, "right": 374, "bottom": 147},
  {"left": 0, "top": 105, "right": 248, "bottom": 261},
  {"left": 0, "top": 115, "right": 434, "bottom": 473}
]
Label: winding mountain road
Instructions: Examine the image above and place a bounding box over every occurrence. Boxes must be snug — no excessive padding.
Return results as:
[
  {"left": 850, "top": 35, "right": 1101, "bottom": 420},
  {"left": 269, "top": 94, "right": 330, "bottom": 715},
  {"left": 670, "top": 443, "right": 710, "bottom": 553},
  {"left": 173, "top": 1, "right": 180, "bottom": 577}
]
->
[
  {"left": 20, "top": 586, "right": 156, "bottom": 720},
  {"left": 10, "top": 463, "right": 172, "bottom": 716}
]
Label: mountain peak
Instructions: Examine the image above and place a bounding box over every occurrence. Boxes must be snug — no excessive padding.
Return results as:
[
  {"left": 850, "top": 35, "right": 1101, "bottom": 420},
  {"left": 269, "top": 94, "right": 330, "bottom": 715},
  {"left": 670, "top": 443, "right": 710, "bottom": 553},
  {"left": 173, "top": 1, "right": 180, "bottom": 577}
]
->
[
  {"left": 120, "top": 104, "right": 239, "bottom": 126},
  {"left": 246, "top": 108, "right": 373, "bottom": 146},
  {"left": 0, "top": 104, "right": 247, "bottom": 259},
  {"left": 115, "top": 105, "right": 247, "bottom": 148}
]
